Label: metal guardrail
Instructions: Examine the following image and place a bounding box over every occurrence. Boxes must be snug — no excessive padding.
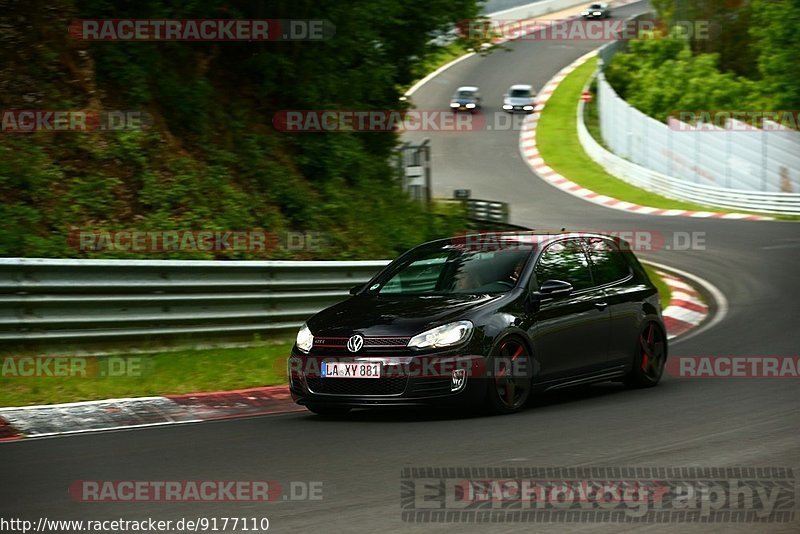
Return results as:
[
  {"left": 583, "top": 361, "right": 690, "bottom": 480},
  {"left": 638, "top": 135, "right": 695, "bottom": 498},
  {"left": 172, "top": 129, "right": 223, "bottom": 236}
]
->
[
  {"left": 465, "top": 199, "right": 510, "bottom": 224},
  {"left": 0, "top": 258, "right": 390, "bottom": 345}
]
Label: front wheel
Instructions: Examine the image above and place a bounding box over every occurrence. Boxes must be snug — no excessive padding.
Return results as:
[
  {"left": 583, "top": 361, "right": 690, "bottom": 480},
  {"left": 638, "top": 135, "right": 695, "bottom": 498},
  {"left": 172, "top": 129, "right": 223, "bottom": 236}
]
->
[
  {"left": 306, "top": 405, "right": 351, "bottom": 417},
  {"left": 625, "top": 322, "right": 667, "bottom": 388},
  {"left": 486, "top": 338, "right": 533, "bottom": 414}
]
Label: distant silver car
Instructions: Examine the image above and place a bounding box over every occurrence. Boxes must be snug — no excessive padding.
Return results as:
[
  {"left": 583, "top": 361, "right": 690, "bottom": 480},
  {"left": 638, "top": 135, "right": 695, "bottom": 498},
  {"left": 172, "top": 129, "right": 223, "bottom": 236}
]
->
[
  {"left": 582, "top": 2, "right": 611, "bottom": 19},
  {"left": 450, "top": 86, "right": 481, "bottom": 112},
  {"left": 502, "top": 84, "right": 535, "bottom": 113}
]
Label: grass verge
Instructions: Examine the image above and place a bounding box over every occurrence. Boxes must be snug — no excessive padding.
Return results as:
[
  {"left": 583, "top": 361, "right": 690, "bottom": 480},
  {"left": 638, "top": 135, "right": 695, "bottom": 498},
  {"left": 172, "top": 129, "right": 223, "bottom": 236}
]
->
[
  {"left": 537, "top": 57, "right": 795, "bottom": 219},
  {"left": 0, "top": 343, "right": 292, "bottom": 407}
]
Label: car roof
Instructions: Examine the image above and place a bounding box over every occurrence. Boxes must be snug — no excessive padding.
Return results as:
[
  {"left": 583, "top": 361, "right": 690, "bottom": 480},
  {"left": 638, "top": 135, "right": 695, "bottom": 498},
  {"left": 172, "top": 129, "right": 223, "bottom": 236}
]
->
[
  {"left": 456, "top": 86, "right": 479, "bottom": 92},
  {"left": 509, "top": 84, "right": 532, "bottom": 91}
]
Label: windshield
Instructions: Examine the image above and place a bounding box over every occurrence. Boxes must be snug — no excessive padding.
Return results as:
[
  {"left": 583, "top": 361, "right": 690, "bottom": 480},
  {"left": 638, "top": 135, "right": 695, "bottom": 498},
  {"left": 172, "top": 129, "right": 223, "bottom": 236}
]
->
[
  {"left": 455, "top": 90, "right": 476, "bottom": 99},
  {"left": 510, "top": 89, "right": 530, "bottom": 98},
  {"left": 589, "top": 4, "right": 603, "bottom": 8},
  {"left": 369, "top": 243, "right": 531, "bottom": 295}
]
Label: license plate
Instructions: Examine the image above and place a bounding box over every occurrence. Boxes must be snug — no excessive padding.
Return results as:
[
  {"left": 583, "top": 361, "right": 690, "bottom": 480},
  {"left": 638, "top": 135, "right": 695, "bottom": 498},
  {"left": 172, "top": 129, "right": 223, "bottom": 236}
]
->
[{"left": 321, "top": 362, "right": 381, "bottom": 379}]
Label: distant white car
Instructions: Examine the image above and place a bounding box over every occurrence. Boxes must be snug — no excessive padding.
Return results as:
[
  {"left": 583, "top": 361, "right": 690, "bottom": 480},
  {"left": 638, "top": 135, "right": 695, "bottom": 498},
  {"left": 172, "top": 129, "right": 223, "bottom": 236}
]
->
[
  {"left": 502, "top": 84, "right": 535, "bottom": 113},
  {"left": 582, "top": 2, "right": 611, "bottom": 19},
  {"left": 450, "top": 86, "right": 481, "bottom": 112}
]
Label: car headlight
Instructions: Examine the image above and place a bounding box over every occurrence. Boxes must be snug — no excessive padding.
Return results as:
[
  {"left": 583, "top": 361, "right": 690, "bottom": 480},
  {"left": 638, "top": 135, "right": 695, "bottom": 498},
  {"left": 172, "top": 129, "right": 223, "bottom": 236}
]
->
[
  {"left": 523, "top": 105, "right": 534, "bottom": 110},
  {"left": 466, "top": 103, "right": 476, "bottom": 108},
  {"left": 581, "top": 11, "right": 589, "bottom": 15},
  {"left": 450, "top": 102, "right": 459, "bottom": 108},
  {"left": 503, "top": 104, "right": 513, "bottom": 110},
  {"left": 593, "top": 11, "right": 601, "bottom": 15},
  {"left": 407, "top": 320, "right": 473, "bottom": 349},
  {"left": 295, "top": 323, "right": 314, "bottom": 353}
]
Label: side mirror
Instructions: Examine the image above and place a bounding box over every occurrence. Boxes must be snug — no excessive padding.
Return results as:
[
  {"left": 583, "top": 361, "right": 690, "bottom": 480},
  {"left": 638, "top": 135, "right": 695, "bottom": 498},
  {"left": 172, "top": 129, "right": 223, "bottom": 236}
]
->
[
  {"left": 349, "top": 284, "right": 363, "bottom": 295},
  {"left": 534, "top": 279, "right": 573, "bottom": 297}
]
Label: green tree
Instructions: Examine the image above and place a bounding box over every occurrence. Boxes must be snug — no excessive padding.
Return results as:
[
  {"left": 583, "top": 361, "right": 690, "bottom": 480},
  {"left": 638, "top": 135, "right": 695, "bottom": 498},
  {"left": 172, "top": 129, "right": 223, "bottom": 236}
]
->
[
  {"left": 605, "top": 29, "right": 758, "bottom": 123},
  {"left": 750, "top": 0, "right": 800, "bottom": 109}
]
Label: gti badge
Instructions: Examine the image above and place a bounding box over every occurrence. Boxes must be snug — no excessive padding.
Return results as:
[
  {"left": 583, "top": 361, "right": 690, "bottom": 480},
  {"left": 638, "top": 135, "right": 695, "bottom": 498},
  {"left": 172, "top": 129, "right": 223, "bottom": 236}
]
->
[
  {"left": 451, "top": 369, "right": 466, "bottom": 392},
  {"left": 347, "top": 334, "right": 364, "bottom": 353}
]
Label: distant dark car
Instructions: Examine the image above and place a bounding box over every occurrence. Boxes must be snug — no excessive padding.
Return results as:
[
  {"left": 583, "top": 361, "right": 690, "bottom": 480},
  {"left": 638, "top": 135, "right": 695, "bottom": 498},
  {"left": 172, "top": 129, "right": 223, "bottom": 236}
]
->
[
  {"left": 450, "top": 86, "right": 481, "bottom": 111},
  {"left": 289, "top": 232, "right": 667, "bottom": 416},
  {"left": 582, "top": 2, "right": 611, "bottom": 19}
]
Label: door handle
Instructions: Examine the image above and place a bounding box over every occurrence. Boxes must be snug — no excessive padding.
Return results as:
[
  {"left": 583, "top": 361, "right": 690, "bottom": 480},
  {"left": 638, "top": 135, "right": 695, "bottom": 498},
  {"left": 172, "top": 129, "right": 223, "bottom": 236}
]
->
[{"left": 594, "top": 301, "right": 608, "bottom": 310}]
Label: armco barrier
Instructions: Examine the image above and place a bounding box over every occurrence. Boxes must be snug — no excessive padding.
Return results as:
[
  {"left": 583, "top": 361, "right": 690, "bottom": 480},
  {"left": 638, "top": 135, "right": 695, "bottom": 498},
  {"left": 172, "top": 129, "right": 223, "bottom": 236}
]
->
[
  {"left": 466, "top": 199, "right": 510, "bottom": 224},
  {"left": 0, "top": 258, "right": 390, "bottom": 345}
]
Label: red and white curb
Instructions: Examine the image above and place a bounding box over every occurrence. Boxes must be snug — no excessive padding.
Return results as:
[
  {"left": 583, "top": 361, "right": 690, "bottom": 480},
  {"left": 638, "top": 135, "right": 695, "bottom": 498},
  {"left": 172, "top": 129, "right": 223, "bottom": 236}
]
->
[
  {"left": 657, "top": 270, "right": 709, "bottom": 340},
  {"left": 0, "top": 385, "right": 302, "bottom": 441},
  {"left": 519, "top": 52, "right": 773, "bottom": 221}
]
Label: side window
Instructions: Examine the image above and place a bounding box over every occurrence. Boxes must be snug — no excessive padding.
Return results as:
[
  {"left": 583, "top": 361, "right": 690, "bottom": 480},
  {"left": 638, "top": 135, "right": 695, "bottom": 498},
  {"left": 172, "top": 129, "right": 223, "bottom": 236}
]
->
[
  {"left": 586, "top": 238, "right": 631, "bottom": 285},
  {"left": 534, "top": 239, "right": 593, "bottom": 291}
]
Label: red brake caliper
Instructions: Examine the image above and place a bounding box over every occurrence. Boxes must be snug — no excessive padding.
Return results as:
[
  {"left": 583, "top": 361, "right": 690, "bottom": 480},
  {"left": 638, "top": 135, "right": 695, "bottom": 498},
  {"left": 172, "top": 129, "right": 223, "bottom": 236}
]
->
[
  {"left": 641, "top": 325, "right": 654, "bottom": 371},
  {"left": 498, "top": 343, "right": 523, "bottom": 403}
]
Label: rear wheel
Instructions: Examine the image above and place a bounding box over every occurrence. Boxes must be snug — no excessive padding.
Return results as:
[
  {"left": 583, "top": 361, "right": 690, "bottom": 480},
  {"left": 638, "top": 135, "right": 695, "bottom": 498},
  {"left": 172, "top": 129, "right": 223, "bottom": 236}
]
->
[
  {"left": 486, "top": 338, "right": 533, "bottom": 414},
  {"left": 625, "top": 322, "right": 667, "bottom": 388},
  {"left": 306, "top": 405, "right": 351, "bottom": 417}
]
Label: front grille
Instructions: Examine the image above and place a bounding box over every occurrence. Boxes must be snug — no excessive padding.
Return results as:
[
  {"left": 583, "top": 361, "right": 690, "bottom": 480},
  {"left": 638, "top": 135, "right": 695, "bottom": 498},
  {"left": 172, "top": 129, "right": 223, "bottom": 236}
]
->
[
  {"left": 312, "top": 337, "right": 348, "bottom": 348},
  {"left": 312, "top": 336, "right": 410, "bottom": 354},
  {"left": 305, "top": 376, "right": 407, "bottom": 396},
  {"left": 363, "top": 337, "right": 410, "bottom": 346}
]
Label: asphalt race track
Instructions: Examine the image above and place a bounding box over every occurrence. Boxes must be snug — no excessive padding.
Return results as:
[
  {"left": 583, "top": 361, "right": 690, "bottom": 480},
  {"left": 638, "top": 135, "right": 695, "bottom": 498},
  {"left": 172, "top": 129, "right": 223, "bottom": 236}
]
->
[{"left": 4, "top": 2, "right": 799, "bottom": 532}]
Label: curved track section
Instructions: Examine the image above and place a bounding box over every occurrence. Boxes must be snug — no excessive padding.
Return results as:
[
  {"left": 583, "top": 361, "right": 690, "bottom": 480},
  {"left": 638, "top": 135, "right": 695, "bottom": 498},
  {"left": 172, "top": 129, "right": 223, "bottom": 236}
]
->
[{"left": 5, "top": 2, "right": 799, "bottom": 532}]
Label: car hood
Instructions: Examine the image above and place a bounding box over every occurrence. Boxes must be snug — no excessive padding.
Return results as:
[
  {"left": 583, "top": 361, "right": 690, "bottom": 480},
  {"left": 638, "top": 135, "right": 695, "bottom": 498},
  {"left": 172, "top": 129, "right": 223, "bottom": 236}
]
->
[
  {"left": 307, "top": 293, "right": 502, "bottom": 337},
  {"left": 505, "top": 96, "right": 533, "bottom": 106},
  {"left": 452, "top": 98, "right": 477, "bottom": 104}
]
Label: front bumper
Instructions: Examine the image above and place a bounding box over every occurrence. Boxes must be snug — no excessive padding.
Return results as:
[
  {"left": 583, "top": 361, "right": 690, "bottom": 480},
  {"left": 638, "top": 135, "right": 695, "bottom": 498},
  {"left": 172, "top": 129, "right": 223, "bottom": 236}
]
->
[
  {"left": 288, "top": 352, "right": 488, "bottom": 408},
  {"left": 450, "top": 104, "right": 477, "bottom": 112}
]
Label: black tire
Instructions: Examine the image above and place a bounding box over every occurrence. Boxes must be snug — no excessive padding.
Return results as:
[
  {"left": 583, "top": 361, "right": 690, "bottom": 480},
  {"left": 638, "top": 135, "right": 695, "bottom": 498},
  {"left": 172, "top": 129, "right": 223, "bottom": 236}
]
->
[
  {"left": 625, "top": 322, "right": 667, "bottom": 388},
  {"left": 486, "top": 337, "right": 533, "bottom": 414},
  {"left": 306, "top": 405, "right": 351, "bottom": 417}
]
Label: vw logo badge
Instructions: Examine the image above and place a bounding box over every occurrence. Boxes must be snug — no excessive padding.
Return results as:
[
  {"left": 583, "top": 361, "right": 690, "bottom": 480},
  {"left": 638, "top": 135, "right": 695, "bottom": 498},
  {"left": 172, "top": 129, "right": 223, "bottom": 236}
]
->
[{"left": 347, "top": 334, "right": 364, "bottom": 353}]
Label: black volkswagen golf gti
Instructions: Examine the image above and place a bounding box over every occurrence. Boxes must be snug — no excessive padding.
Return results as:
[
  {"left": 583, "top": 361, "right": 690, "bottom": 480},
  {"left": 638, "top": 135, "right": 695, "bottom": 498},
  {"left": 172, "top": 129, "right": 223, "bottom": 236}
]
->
[{"left": 289, "top": 232, "right": 667, "bottom": 415}]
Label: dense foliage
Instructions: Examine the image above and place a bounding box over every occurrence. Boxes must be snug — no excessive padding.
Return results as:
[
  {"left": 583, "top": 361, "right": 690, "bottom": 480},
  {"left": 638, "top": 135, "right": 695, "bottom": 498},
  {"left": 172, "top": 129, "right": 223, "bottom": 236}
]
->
[
  {"left": 607, "top": 0, "right": 800, "bottom": 124},
  {"left": 0, "top": 0, "right": 484, "bottom": 259}
]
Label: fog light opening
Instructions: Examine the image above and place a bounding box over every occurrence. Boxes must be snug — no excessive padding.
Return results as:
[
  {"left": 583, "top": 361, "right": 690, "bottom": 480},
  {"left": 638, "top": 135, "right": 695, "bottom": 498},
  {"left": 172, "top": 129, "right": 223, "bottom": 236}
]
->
[{"left": 451, "top": 369, "right": 467, "bottom": 392}]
